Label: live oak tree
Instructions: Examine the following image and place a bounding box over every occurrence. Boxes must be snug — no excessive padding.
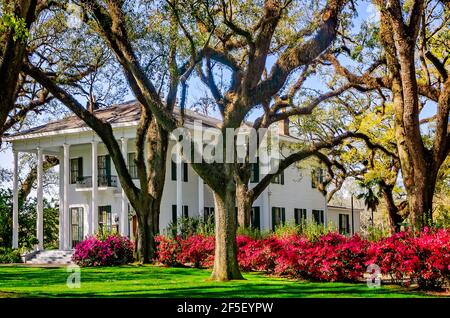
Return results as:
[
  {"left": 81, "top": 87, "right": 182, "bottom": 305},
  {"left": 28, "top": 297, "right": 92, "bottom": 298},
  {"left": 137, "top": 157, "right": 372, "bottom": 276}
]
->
[
  {"left": 289, "top": 89, "right": 407, "bottom": 233},
  {"left": 68, "top": 0, "right": 352, "bottom": 280},
  {"left": 21, "top": 2, "right": 189, "bottom": 263},
  {"left": 0, "top": 0, "right": 56, "bottom": 129},
  {"left": 326, "top": 0, "right": 450, "bottom": 229}
]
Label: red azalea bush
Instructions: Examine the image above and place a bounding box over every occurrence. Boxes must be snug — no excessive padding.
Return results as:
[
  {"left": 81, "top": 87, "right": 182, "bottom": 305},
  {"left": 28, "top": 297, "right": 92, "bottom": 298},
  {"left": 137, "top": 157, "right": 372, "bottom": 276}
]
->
[
  {"left": 72, "top": 234, "right": 134, "bottom": 267},
  {"left": 178, "top": 235, "right": 215, "bottom": 268},
  {"left": 154, "top": 229, "right": 450, "bottom": 289},
  {"left": 154, "top": 235, "right": 182, "bottom": 267},
  {"left": 298, "top": 233, "right": 369, "bottom": 282},
  {"left": 411, "top": 228, "right": 450, "bottom": 290},
  {"left": 366, "top": 230, "right": 419, "bottom": 285}
]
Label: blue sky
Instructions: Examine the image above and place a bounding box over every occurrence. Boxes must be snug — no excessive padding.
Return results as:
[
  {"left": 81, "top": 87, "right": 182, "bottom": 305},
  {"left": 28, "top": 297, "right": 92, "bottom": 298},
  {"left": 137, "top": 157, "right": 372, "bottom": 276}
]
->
[{"left": 0, "top": 1, "right": 439, "bottom": 188}]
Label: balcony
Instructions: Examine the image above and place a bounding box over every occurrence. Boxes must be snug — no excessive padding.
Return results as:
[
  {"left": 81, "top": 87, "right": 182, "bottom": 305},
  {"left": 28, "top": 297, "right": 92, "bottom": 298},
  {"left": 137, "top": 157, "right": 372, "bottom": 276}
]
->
[{"left": 76, "top": 175, "right": 118, "bottom": 190}]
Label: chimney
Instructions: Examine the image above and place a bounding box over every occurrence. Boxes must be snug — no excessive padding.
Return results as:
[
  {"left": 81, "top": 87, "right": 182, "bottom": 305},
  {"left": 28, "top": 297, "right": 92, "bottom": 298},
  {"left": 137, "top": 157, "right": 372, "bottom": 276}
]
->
[{"left": 278, "top": 108, "right": 290, "bottom": 136}]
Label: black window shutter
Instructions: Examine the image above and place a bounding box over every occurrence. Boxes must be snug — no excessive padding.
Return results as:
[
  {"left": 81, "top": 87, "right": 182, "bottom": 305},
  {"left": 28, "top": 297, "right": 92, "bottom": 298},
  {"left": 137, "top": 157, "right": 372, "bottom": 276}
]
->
[
  {"left": 172, "top": 205, "right": 177, "bottom": 224},
  {"left": 346, "top": 215, "right": 350, "bottom": 234},
  {"left": 78, "top": 157, "right": 83, "bottom": 179},
  {"left": 105, "top": 155, "right": 111, "bottom": 176},
  {"left": 311, "top": 169, "right": 316, "bottom": 188},
  {"left": 171, "top": 160, "right": 176, "bottom": 181},
  {"left": 294, "top": 209, "right": 299, "bottom": 225},
  {"left": 183, "top": 162, "right": 188, "bottom": 182},
  {"left": 321, "top": 210, "right": 324, "bottom": 224},
  {"left": 281, "top": 208, "right": 286, "bottom": 224},
  {"left": 183, "top": 205, "right": 189, "bottom": 218},
  {"left": 253, "top": 159, "right": 260, "bottom": 183},
  {"left": 271, "top": 207, "right": 276, "bottom": 231},
  {"left": 252, "top": 207, "right": 260, "bottom": 230}
]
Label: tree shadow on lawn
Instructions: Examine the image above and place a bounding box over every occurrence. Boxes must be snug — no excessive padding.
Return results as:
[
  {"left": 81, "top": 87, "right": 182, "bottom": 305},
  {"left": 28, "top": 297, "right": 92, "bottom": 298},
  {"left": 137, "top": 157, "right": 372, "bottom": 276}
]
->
[
  {"left": 0, "top": 266, "right": 433, "bottom": 298},
  {"left": 15, "top": 283, "right": 428, "bottom": 298}
]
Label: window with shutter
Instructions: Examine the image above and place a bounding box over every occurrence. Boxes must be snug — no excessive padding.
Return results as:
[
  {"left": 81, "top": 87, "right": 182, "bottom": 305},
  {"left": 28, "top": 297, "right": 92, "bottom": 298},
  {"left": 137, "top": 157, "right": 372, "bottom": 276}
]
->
[
  {"left": 128, "top": 152, "right": 138, "bottom": 179},
  {"left": 339, "top": 214, "right": 350, "bottom": 234},
  {"left": 250, "top": 207, "right": 260, "bottom": 230},
  {"left": 271, "top": 170, "right": 285, "bottom": 184},
  {"left": 70, "top": 157, "right": 83, "bottom": 184},
  {"left": 250, "top": 161, "right": 260, "bottom": 183},
  {"left": 271, "top": 207, "right": 285, "bottom": 231},
  {"left": 312, "top": 210, "right": 324, "bottom": 225},
  {"left": 294, "top": 208, "right": 307, "bottom": 225}
]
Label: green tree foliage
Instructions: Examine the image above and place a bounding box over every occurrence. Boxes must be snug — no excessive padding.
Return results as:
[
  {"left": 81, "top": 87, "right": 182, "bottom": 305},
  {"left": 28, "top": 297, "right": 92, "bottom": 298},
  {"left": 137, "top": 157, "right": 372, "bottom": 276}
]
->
[{"left": 0, "top": 189, "right": 59, "bottom": 249}]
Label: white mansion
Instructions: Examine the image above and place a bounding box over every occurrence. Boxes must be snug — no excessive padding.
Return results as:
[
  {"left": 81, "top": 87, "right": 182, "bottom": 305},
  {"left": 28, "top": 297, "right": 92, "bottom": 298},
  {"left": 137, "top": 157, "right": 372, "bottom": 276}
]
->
[{"left": 5, "top": 101, "right": 361, "bottom": 250}]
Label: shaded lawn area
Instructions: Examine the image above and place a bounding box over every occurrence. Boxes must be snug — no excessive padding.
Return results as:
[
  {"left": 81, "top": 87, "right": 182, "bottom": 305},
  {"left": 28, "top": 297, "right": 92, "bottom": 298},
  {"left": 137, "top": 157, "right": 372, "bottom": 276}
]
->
[{"left": 0, "top": 265, "right": 434, "bottom": 298}]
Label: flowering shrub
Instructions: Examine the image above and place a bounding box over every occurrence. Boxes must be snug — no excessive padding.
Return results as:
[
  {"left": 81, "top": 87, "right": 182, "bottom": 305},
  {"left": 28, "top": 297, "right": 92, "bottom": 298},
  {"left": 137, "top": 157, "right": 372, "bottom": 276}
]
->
[
  {"left": 154, "top": 235, "right": 182, "bottom": 267},
  {"left": 178, "top": 235, "right": 215, "bottom": 268},
  {"left": 72, "top": 234, "right": 134, "bottom": 267},
  {"left": 301, "top": 234, "right": 369, "bottom": 282},
  {"left": 366, "top": 231, "right": 418, "bottom": 285},
  {"left": 412, "top": 228, "right": 450, "bottom": 290},
  {"left": 154, "top": 229, "right": 450, "bottom": 290}
]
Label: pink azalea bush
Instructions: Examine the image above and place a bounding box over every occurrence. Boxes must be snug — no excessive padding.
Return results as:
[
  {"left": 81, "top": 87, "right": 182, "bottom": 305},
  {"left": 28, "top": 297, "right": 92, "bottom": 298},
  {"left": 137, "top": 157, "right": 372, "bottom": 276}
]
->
[
  {"left": 178, "top": 235, "right": 215, "bottom": 268},
  {"left": 366, "top": 228, "right": 450, "bottom": 289},
  {"left": 155, "top": 228, "right": 450, "bottom": 289},
  {"left": 154, "top": 235, "right": 182, "bottom": 267},
  {"left": 72, "top": 234, "right": 134, "bottom": 267}
]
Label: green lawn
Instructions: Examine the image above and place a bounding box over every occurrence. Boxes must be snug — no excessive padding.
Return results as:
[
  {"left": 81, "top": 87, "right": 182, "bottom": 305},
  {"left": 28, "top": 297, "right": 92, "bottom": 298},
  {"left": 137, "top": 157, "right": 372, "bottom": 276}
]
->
[{"left": 0, "top": 265, "right": 434, "bottom": 298}]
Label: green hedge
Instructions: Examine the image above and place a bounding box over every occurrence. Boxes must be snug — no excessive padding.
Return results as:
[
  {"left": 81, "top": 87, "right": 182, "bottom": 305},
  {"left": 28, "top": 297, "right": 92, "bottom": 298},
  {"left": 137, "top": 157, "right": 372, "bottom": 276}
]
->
[{"left": 0, "top": 247, "right": 22, "bottom": 264}]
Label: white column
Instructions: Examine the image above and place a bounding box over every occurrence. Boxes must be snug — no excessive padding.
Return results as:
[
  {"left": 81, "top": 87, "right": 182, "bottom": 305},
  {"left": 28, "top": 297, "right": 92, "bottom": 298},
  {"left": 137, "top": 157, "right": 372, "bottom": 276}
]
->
[
  {"left": 91, "top": 141, "right": 98, "bottom": 235},
  {"left": 12, "top": 150, "right": 19, "bottom": 249},
  {"left": 198, "top": 176, "right": 204, "bottom": 218},
  {"left": 58, "top": 147, "right": 65, "bottom": 250},
  {"left": 176, "top": 160, "right": 183, "bottom": 220},
  {"left": 262, "top": 187, "right": 271, "bottom": 230},
  {"left": 36, "top": 147, "right": 44, "bottom": 250},
  {"left": 120, "top": 137, "right": 129, "bottom": 236},
  {"left": 63, "top": 143, "right": 70, "bottom": 250}
]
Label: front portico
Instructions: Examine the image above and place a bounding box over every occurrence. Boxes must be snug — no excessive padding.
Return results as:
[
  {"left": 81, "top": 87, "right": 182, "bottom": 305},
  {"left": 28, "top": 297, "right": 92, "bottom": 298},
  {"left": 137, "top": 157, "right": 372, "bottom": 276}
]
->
[{"left": 9, "top": 132, "right": 133, "bottom": 251}]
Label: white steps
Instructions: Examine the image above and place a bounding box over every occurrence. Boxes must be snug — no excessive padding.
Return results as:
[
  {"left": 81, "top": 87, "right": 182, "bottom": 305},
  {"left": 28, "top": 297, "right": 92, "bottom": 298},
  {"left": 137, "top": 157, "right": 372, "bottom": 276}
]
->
[{"left": 26, "top": 250, "right": 74, "bottom": 265}]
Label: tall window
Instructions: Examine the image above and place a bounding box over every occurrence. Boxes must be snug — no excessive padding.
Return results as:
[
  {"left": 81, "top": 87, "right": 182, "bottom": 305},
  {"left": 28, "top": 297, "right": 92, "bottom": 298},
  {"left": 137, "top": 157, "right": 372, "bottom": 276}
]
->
[
  {"left": 251, "top": 207, "right": 261, "bottom": 230},
  {"left": 339, "top": 214, "right": 350, "bottom": 235},
  {"left": 172, "top": 205, "right": 189, "bottom": 223},
  {"left": 128, "top": 152, "right": 138, "bottom": 179},
  {"left": 250, "top": 160, "right": 259, "bottom": 183},
  {"left": 294, "top": 208, "right": 307, "bottom": 225},
  {"left": 311, "top": 168, "right": 324, "bottom": 188},
  {"left": 70, "top": 157, "right": 83, "bottom": 184},
  {"left": 70, "top": 207, "right": 84, "bottom": 248},
  {"left": 204, "top": 207, "right": 215, "bottom": 220},
  {"left": 271, "top": 170, "right": 284, "bottom": 185},
  {"left": 312, "top": 209, "right": 324, "bottom": 225},
  {"left": 98, "top": 155, "right": 111, "bottom": 186},
  {"left": 271, "top": 207, "right": 286, "bottom": 231},
  {"left": 98, "top": 205, "right": 112, "bottom": 233},
  {"left": 171, "top": 160, "right": 188, "bottom": 182}
]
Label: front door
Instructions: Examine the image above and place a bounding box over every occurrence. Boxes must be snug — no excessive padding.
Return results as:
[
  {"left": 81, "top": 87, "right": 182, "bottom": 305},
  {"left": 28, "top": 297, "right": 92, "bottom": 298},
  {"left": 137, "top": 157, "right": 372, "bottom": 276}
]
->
[{"left": 70, "top": 207, "right": 84, "bottom": 248}]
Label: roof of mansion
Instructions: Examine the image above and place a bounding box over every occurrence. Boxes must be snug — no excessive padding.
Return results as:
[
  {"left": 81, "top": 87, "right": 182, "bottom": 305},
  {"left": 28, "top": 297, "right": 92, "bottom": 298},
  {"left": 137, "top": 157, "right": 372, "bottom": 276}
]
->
[{"left": 5, "top": 101, "right": 224, "bottom": 140}]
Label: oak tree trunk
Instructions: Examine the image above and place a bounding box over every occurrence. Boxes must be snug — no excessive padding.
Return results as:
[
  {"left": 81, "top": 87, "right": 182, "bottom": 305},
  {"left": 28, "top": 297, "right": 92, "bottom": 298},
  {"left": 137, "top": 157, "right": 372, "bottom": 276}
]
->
[
  {"left": 236, "top": 179, "right": 252, "bottom": 228},
  {"left": 408, "top": 173, "right": 436, "bottom": 229},
  {"left": 136, "top": 213, "right": 154, "bottom": 264},
  {"left": 381, "top": 185, "right": 403, "bottom": 234},
  {"left": 210, "top": 166, "right": 244, "bottom": 281}
]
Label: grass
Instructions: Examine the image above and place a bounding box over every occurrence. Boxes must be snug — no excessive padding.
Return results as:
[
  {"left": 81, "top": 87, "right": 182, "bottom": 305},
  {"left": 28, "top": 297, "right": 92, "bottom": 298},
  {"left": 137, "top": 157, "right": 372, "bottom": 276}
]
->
[{"left": 0, "top": 265, "right": 436, "bottom": 298}]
